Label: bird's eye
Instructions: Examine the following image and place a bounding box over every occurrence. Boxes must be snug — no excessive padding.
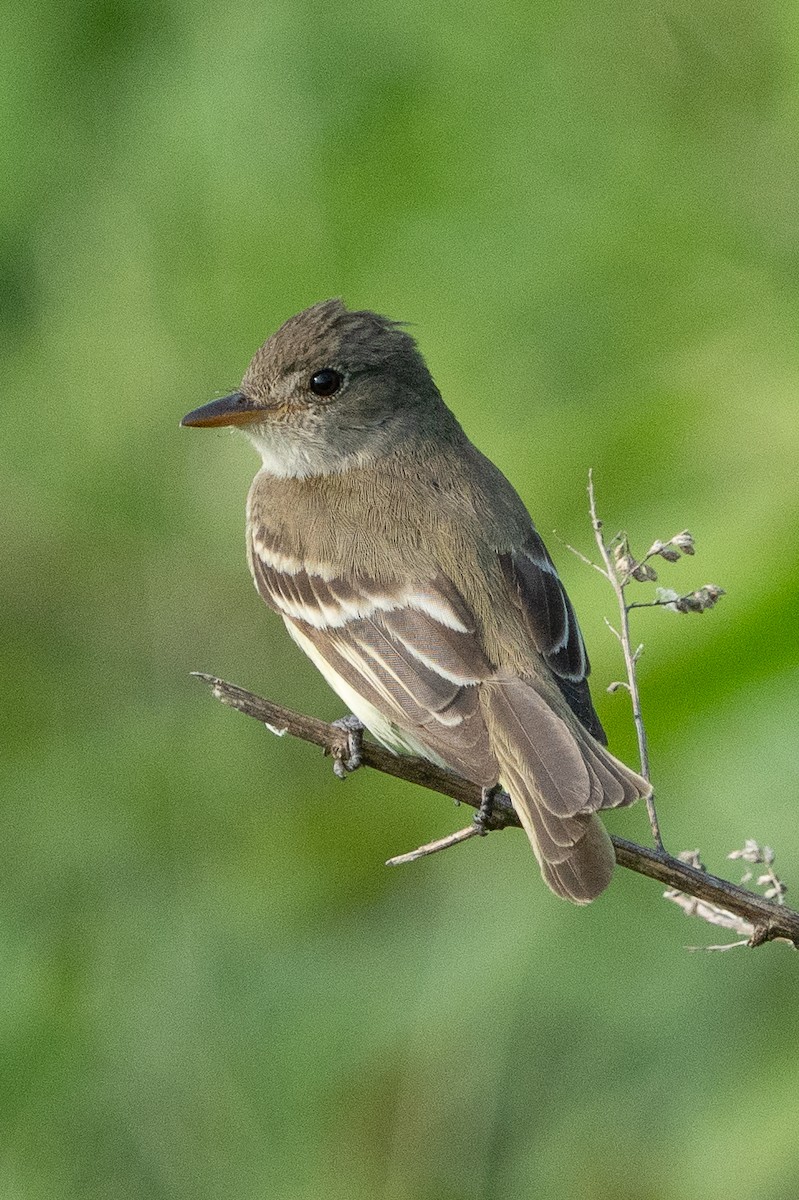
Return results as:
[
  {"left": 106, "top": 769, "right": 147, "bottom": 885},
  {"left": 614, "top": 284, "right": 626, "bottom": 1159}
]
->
[{"left": 309, "top": 368, "right": 342, "bottom": 397}]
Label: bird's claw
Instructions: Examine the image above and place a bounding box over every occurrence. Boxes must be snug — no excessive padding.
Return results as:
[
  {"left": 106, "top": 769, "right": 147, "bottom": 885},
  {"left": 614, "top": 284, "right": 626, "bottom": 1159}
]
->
[
  {"left": 473, "top": 785, "right": 501, "bottom": 836},
  {"left": 331, "top": 714, "right": 365, "bottom": 779}
]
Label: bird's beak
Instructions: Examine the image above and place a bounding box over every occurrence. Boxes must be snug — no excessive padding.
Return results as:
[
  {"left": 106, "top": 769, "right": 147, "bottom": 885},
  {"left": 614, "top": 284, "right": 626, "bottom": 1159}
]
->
[{"left": 181, "top": 392, "right": 262, "bottom": 428}]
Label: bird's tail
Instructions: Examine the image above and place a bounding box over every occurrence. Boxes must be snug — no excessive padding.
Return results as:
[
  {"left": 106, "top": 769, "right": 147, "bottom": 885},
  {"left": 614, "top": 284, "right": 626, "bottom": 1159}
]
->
[{"left": 481, "top": 679, "right": 651, "bottom": 904}]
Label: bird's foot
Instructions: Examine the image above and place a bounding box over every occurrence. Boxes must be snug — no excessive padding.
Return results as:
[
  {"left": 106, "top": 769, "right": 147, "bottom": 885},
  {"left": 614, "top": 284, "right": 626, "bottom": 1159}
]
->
[
  {"left": 331, "top": 714, "right": 365, "bottom": 779},
  {"left": 473, "top": 785, "right": 501, "bottom": 836}
]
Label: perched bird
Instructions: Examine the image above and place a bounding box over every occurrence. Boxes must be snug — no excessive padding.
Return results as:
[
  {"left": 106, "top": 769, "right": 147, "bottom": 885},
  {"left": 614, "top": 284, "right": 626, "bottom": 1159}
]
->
[{"left": 182, "top": 300, "right": 650, "bottom": 903}]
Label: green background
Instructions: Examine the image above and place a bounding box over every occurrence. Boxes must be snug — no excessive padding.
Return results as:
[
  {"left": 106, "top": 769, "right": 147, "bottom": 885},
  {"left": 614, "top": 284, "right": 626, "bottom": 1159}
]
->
[{"left": 3, "top": 1, "right": 798, "bottom": 1197}]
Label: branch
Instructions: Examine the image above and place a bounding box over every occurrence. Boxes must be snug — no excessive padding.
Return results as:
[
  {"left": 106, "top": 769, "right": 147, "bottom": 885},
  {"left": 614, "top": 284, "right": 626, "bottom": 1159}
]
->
[
  {"left": 587, "top": 470, "right": 663, "bottom": 850},
  {"left": 192, "top": 673, "right": 799, "bottom": 949}
]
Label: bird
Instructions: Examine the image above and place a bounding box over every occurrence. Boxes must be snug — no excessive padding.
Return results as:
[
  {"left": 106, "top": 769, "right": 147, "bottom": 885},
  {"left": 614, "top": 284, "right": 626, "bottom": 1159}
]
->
[{"left": 182, "top": 300, "right": 651, "bottom": 903}]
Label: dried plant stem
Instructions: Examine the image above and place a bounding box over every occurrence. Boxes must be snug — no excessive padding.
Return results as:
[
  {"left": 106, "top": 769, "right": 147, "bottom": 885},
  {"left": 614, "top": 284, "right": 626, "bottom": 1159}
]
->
[
  {"left": 587, "top": 470, "right": 664, "bottom": 851},
  {"left": 626, "top": 599, "right": 683, "bottom": 611},
  {"left": 192, "top": 673, "right": 799, "bottom": 948},
  {"left": 386, "top": 825, "right": 481, "bottom": 866}
]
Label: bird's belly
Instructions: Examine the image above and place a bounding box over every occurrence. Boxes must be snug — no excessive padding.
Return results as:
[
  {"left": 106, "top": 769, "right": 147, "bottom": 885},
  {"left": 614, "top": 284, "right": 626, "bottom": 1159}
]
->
[{"left": 284, "top": 618, "right": 452, "bottom": 767}]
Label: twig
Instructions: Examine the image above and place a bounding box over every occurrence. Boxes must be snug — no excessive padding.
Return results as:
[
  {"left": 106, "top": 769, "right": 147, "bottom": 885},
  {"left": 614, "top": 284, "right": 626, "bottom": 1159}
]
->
[
  {"left": 728, "top": 840, "right": 788, "bottom": 905},
  {"left": 662, "top": 854, "right": 761, "bottom": 948},
  {"left": 587, "top": 470, "right": 664, "bottom": 850},
  {"left": 191, "top": 673, "right": 799, "bottom": 948},
  {"left": 626, "top": 599, "right": 684, "bottom": 611},
  {"left": 386, "top": 825, "right": 481, "bottom": 866},
  {"left": 191, "top": 673, "right": 516, "bottom": 816},
  {"left": 688, "top": 939, "right": 750, "bottom": 952},
  {"left": 664, "top": 889, "right": 756, "bottom": 938},
  {"left": 557, "top": 538, "right": 608, "bottom": 577}
]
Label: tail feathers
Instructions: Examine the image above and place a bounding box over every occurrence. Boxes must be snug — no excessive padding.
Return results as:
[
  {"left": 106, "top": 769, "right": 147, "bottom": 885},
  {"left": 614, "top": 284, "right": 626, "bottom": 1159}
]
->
[
  {"left": 482, "top": 679, "right": 651, "bottom": 903},
  {"left": 539, "top": 816, "right": 616, "bottom": 905},
  {"left": 500, "top": 752, "right": 616, "bottom": 903},
  {"left": 574, "top": 723, "right": 648, "bottom": 812}
]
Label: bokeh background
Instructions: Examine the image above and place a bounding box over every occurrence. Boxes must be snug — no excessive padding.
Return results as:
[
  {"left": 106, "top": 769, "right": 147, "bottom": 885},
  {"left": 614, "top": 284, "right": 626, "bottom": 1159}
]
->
[{"left": 3, "top": 1, "right": 799, "bottom": 1197}]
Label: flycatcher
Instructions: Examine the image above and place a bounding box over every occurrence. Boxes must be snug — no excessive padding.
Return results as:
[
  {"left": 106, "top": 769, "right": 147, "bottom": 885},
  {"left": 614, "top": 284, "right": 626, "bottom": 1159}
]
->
[{"left": 182, "top": 300, "right": 650, "bottom": 903}]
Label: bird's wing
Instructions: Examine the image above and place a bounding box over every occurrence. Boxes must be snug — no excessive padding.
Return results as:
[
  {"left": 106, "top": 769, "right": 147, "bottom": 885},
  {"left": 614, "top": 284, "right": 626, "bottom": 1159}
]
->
[
  {"left": 249, "top": 528, "right": 648, "bottom": 904},
  {"left": 498, "top": 532, "right": 606, "bottom": 743},
  {"left": 248, "top": 541, "right": 498, "bottom": 785}
]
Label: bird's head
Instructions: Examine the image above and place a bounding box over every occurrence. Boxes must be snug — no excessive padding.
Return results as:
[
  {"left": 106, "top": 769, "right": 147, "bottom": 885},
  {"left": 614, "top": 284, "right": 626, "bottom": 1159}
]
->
[{"left": 181, "top": 300, "right": 447, "bottom": 477}]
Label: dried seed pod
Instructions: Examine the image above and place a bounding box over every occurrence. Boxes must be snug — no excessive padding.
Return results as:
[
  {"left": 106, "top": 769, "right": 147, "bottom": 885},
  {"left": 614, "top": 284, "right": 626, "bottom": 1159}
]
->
[
  {"left": 672, "top": 530, "right": 695, "bottom": 555},
  {"left": 614, "top": 552, "right": 638, "bottom": 578},
  {"left": 695, "top": 584, "right": 725, "bottom": 610},
  {"left": 728, "top": 840, "right": 765, "bottom": 863}
]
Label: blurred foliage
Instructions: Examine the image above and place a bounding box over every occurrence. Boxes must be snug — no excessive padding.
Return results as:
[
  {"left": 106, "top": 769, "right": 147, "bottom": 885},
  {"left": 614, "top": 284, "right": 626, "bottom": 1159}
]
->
[{"left": 3, "top": 0, "right": 799, "bottom": 1197}]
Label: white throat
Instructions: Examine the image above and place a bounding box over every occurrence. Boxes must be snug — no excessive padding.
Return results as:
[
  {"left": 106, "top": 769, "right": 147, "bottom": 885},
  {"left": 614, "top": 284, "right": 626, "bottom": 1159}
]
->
[{"left": 244, "top": 418, "right": 389, "bottom": 480}]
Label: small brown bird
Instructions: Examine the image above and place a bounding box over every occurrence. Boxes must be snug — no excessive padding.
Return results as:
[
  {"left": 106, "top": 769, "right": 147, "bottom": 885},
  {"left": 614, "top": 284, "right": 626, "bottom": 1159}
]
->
[{"left": 182, "top": 300, "right": 650, "bottom": 902}]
